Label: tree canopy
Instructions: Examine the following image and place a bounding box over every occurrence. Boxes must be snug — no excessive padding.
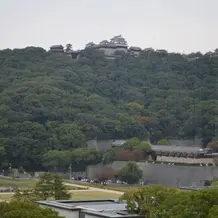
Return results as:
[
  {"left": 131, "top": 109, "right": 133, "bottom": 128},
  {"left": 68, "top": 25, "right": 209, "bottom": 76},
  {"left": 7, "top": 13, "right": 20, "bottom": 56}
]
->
[
  {"left": 0, "top": 200, "right": 64, "bottom": 218},
  {"left": 117, "top": 162, "right": 142, "bottom": 184},
  {"left": 14, "top": 173, "right": 70, "bottom": 201},
  {"left": 0, "top": 47, "right": 217, "bottom": 170},
  {"left": 121, "top": 185, "right": 218, "bottom": 218}
]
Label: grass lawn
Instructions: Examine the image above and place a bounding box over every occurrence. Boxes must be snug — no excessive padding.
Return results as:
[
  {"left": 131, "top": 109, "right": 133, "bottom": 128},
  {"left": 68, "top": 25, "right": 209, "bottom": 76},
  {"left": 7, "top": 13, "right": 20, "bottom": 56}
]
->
[
  {"left": 0, "top": 178, "right": 37, "bottom": 189},
  {"left": 70, "top": 191, "right": 122, "bottom": 200},
  {"left": 0, "top": 190, "right": 122, "bottom": 202},
  {"left": 68, "top": 181, "right": 142, "bottom": 192},
  {"left": 0, "top": 178, "right": 87, "bottom": 191},
  {"left": 0, "top": 193, "right": 14, "bottom": 202}
]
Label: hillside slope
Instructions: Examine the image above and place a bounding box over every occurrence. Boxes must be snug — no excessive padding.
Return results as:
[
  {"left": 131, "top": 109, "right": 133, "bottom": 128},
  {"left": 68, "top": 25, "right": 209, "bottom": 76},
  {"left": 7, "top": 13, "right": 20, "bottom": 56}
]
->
[{"left": 0, "top": 47, "right": 217, "bottom": 169}]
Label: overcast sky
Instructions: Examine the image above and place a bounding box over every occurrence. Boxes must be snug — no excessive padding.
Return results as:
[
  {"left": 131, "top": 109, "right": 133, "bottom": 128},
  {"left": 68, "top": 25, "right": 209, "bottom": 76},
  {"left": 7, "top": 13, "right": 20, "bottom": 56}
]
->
[{"left": 0, "top": 0, "right": 217, "bottom": 53}]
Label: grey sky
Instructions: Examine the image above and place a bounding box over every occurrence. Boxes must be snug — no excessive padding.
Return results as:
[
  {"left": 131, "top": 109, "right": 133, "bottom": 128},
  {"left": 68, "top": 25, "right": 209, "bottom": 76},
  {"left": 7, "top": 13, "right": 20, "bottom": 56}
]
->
[{"left": 0, "top": 0, "right": 217, "bottom": 53}]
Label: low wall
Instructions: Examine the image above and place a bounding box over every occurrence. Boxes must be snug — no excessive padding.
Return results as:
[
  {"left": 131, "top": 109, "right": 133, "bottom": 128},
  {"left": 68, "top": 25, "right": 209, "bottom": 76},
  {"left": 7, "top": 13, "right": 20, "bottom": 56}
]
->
[
  {"left": 157, "top": 156, "right": 214, "bottom": 164},
  {"left": 86, "top": 161, "right": 218, "bottom": 187}
]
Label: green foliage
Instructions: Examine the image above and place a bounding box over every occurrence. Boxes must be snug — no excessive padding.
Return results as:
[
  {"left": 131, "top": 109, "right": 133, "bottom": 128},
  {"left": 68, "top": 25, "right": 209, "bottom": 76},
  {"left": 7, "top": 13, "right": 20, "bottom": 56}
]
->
[
  {"left": 0, "top": 47, "right": 217, "bottom": 170},
  {"left": 42, "top": 148, "right": 102, "bottom": 171},
  {"left": 0, "top": 200, "right": 63, "bottom": 218},
  {"left": 117, "top": 162, "right": 142, "bottom": 184},
  {"left": 43, "top": 150, "right": 72, "bottom": 171},
  {"left": 34, "top": 173, "right": 56, "bottom": 200},
  {"left": 210, "top": 180, "right": 218, "bottom": 186},
  {"left": 13, "top": 173, "right": 70, "bottom": 201},
  {"left": 121, "top": 185, "right": 178, "bottom": 216},
  {"left": 121, "top": 185, "right": 218, "bottom": 218},
  {"left": 102, "top": 149, "right": 117, "bottom": 164},
  {"left": 156, "top": 139, "right": 169, "bottom": 145},
  {"left": 133, "top": 141, "right": 151, "bottom": 151},
  {"left": 123, "top": 137, "right": 141, "bottom": 150},
  {"left": 208, "top": 206, "right": 218, "bottom": 218},
  {"left": 53, "top": 174, "right": 71, "bottom": 200}
]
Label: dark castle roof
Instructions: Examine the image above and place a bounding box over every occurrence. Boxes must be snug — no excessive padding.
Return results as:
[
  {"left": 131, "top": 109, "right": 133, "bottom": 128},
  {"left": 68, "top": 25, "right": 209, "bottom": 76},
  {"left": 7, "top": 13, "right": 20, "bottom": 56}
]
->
[
  {"left": 129, "top": 46, "right": 142, "bottom": 51},
  {"left": 50, "top": 45, "right": 64, "bottom": 49}
]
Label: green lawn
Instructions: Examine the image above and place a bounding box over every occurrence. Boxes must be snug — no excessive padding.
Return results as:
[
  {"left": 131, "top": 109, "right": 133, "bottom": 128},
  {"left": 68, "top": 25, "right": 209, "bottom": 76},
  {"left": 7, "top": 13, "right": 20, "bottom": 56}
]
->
[
  {"left": 0, "top": 178, "right": 37, "bottom": 189},
  {"left": 0, "top": 190, "right": 121, "bottom": 202},
  {"left": 68, "top": 181, "right": 142, "bottom": 192},
  {"left": 70, "top": 191, "right": 122, "bottom": 199},
  {"left": 0, "top": 193, "right": 14, "bottom": 202}
]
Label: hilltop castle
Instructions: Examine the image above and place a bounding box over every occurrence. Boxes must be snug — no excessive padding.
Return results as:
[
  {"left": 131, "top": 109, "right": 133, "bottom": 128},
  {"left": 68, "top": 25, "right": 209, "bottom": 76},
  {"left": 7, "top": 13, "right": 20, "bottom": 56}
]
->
[{"left": 49, "top": 35, "right": 142, "bottom": 60}]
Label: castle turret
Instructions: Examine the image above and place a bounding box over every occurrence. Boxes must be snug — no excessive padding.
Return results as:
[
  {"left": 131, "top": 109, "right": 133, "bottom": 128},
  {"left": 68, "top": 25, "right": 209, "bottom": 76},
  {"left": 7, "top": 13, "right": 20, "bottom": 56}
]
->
[
  {"left": 110, "top": 35, "right": 128, "bottom": 52},
  {"left": 49, "top": 45, "right": 64, "bottom": 53}
]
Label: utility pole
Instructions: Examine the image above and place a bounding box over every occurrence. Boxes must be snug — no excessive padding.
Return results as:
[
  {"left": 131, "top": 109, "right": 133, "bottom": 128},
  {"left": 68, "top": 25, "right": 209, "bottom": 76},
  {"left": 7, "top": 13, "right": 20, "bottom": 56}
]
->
[{"left": 69, "top": 164, "right": 72, "bottom": 180}]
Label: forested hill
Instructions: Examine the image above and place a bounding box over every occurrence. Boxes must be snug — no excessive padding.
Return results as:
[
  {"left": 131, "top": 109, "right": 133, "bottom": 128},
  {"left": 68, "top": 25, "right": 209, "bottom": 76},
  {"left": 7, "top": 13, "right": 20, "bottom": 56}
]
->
[{"left": 0, "top": 47, "right": 217, "bottom": 169}]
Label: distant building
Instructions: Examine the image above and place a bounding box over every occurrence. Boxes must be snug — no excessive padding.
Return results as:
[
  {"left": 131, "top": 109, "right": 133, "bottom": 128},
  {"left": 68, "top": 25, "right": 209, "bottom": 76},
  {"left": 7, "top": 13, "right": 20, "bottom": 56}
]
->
[
  {"left": 97, "top": 42, "right": 117, "bottom": 57},
  {"left": 96, "top": 35, "right": 128, "bottom": 58},
  {"left": 37, "top": 199, "right": 143, "bottom": 218},
  {"left": 49, "top": 45, "right": 64, "bottom": 53},
  {"left": 87, "top": 139, "right": 128, "bottom": 152},
  {"left": 128, "top": 46, "right": 142, "bottom": 56},
  {"left": 67, "top": 50, "right": 81, "bottom": 60},
  {"left": 49, "top": 35, "right": 143, "bottom": 60}
]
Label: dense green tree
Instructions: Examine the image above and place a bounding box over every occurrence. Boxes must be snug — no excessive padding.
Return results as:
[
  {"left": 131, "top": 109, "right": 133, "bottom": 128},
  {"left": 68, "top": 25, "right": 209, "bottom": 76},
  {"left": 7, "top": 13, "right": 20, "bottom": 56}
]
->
[
  {"left": 0, "top": 47, "right": 217, "bottom": 170},
  {"left": 14, "top": 173, "right": 70, "bottom": 201},
  {"left": 53, "top": 175, "right": 71, "bottom": 200},
  {"left": 121, "top": 186, "right": 218, "bottom": 218},
  {"left": 152, "top": 189, "right": 218, "bottom": 218},
  {"left": 123, "top": 137, "right": 141, "bottom": 150},
  {"left": 156, "top": 139, "right": 169, "bottom": 145},
  {"left": 0, "top": 200, "right": 64, "bottom": 218},
  {"left": 121, "top": 185, "right": 178, "bottom": 216},
  {"left": 117, "top": 162, "right": 142, "bottom": 184},
  {"left": 43, "top": 150, "right": 72, "bottom": 171}
]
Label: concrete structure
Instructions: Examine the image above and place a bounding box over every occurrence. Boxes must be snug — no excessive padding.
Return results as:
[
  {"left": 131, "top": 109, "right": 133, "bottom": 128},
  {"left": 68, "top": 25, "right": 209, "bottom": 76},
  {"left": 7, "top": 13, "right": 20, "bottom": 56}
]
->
[
  {"left": 87, "top": 139, "right": 128, "bottom": 152},
  {"left": 86, "top": 161, "right": 218, "bottom": 188},
  {"left": 97, "top": 43, "right": 117, "bottom": 58},
  {"left": 37, "top": 199, "right": 143, "bottom": 218},
  {"left": 168, "top": 139, "right": 201, "bottom": 147},
  {"left": 156, "top": 156, "right": 214, "bottom": 164},
  {"left": 68, "top": 50, "right": 81, "bottom": 60},
  {"left": 180, "top": 186, "right": 218, "bottom": 191}
]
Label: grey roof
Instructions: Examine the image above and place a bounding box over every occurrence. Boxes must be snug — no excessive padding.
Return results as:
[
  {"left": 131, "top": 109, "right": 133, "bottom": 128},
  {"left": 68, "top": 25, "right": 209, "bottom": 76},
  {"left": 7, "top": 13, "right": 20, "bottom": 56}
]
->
[
  {"left": 77, "top": 203, "right": 126, "bottom": 211},
  {"left": 151, "top": 145, "right": 200, "bottom": 153},
  {"left": 50, "top": 45, "right": 64, "bottom": 49},
  {"left": 37, "top": 199, "right": 143, "bottom": 218},
  {"left": 115, "top": 44, "right": 128, "bottom": 48},
  {"left": 97, "top": 44, "right": 117, "bottom": 48},
  {"left": 129, "top": 46, "right": 142, "bottom": 51},
  {"left": 37, "top": 199, "right": 122, "bottom": 209},
  {"left": 84, "top": 210, "right": 142, "bottom": 218}
]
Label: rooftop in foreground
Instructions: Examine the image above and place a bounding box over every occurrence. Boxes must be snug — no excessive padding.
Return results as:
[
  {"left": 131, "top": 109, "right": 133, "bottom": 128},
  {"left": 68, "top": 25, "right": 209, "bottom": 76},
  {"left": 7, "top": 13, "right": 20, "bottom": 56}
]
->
[{"left": 37, "top": 199, "right": 143, "bottom": 218}]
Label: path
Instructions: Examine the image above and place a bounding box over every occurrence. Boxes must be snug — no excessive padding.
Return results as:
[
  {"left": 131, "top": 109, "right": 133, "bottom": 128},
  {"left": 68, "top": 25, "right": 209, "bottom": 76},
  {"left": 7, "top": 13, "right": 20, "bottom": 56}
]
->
[
  {"left": 0, "top": 183, "right": 124, "bottom": 196},
  {"left": 63, "top": 182, "right": 124, "bottom": 195}
]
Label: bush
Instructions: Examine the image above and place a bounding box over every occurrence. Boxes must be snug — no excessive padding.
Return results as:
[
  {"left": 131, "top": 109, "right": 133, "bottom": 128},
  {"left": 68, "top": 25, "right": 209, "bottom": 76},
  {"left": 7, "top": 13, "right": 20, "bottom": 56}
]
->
[
  {"left": 117, "top": 162, "right": 142, "bottom": 184},
  {"left": 157, "top": 139, "right": 169, "bottom": 145}
]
